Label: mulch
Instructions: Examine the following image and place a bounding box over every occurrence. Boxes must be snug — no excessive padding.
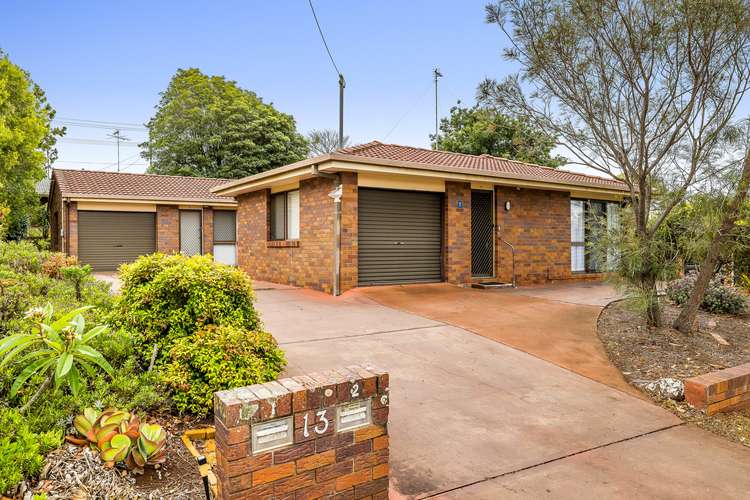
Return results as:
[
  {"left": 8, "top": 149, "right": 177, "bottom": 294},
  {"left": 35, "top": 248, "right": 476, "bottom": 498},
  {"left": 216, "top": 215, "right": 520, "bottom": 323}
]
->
[
  {"left": 598, "top": 298, "right": 750, "bottom": 447},
  {"left": 29, "top": 417, "right": 207, "bottom": 500}
]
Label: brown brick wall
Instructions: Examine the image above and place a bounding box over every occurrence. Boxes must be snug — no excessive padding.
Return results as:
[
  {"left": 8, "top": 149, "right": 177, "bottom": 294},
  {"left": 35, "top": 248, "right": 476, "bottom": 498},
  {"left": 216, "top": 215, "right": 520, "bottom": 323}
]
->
[
  {"left": 494, "top": 187, "right": 572, "bottom": 285},
  {"left": 214, "top": 365, "right": 389, "bottom": 499},
  {"left": 67, "top": 201, "right": 78, "bottom": 258},
  {"left": 444, "top": 182, "right": 471, "bottom": 285},
  {"left": 234, "top": 176, "right": 593, "bottom": 292},
  {"left": 340, "top": 173, "right": 358, "bottom": 293},
  {"left": 202, "top": 208, "right": 214, "bottom": 256},
  {"left": 237, "top": 176, "right": 348, "bottom": 294},
  {"left": 156, "top": 205, "right": 179, "bottom": 254}
]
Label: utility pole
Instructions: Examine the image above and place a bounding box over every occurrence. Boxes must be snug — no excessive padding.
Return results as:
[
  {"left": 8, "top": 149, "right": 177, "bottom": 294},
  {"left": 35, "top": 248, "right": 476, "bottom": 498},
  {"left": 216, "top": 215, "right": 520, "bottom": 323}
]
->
[
  {"left": 107, "top": 129, "right": 130, "bottom": 172},
  {"left": 339, "top": 74, "right": 345, "bottom": 148},
  {"left": 433, "top": 68, "right": 443, "bottom": 148}
]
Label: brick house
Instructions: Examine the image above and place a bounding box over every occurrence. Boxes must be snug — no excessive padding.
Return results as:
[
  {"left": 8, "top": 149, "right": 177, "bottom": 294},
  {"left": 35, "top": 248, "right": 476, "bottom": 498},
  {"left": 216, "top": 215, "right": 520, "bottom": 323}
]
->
[
  {"left": 49, "top": 169, "right": 237, "bottom": 270},
  {"left": 212, "top": 141, "right": 629, "bottom": 295}
]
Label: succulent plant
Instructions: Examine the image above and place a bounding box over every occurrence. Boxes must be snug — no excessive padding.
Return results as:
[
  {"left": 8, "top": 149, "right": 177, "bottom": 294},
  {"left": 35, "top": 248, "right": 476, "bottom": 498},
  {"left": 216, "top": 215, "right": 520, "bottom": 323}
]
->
[
  {"left": 72, "top": 407, "right": 167, "bottom": 473},
  {"left": 126, "top": 423, "right": 167, "bottom": 473},
  {"left": 73, "top": 407, "right": 100, "bottom": 436}
]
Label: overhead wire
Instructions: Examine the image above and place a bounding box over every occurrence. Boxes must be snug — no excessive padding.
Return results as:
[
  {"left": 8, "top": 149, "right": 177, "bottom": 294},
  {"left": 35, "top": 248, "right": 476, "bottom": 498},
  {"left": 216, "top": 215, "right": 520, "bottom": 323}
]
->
[
  {"left": 381, "top": 82, "right": 434, "bottom": 141},
  {"left": 308, "top": 0, "right": 342, "bottom": 77}
]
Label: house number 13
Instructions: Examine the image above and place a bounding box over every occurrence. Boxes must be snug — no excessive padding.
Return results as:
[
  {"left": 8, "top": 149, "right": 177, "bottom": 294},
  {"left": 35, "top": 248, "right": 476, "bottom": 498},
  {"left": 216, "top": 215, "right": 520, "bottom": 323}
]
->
[{"left": 302, "top": 409, "right": 329, "bottom": 437}]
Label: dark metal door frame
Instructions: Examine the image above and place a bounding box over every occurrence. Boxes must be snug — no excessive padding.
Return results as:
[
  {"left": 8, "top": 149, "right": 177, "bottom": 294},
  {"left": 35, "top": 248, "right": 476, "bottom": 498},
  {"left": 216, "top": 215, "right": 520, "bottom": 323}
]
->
[{"left": 471, "top": 189, "right": 495, "bottom": 277}]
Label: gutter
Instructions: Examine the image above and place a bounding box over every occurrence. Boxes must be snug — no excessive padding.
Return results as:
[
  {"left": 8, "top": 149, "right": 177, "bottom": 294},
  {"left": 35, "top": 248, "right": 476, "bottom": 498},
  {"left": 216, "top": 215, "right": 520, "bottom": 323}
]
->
[{"left": 311, "top": 165, "right": 342, "bottom": 296}]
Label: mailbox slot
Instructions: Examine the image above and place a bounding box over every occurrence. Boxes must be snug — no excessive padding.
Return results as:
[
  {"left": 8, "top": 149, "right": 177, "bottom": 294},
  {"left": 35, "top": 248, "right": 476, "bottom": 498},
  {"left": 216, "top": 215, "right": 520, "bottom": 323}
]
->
[
  {"left": 336, "top": 399, "right": 372, "bottom": 432},
  {"left": 251, "top": 416, "right": 293, "bottom": 453}
]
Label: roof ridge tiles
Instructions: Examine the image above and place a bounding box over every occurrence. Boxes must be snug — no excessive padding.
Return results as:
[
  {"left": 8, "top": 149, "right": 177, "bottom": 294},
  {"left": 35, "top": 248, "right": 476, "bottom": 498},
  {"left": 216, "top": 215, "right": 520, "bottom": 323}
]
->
[
  {"left": 52, "top": 167, "right": 230, "bottom": 182},
  {"left": 364, "top": 141, "right": 622, "bottom": 186}
]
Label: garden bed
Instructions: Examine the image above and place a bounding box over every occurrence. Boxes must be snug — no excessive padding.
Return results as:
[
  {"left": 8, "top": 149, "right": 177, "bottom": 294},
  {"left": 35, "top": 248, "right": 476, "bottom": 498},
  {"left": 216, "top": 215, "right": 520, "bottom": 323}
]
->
[
  {"left": 30, "top": 417, "right": 206, "bottom": 499},
  {"left": 1, "top": 244, "right": 286, "bottom": 498},
  {"left": 598, "top": 299, "right": 750, "bottom": 446}
]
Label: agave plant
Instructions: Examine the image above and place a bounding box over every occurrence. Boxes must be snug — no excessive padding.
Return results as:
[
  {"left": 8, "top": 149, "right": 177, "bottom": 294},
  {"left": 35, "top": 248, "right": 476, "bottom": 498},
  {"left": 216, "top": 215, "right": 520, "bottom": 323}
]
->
[
  {"left": 0, "top": 303, "right": 113, "bottom": 413},
  {"left": 73, "top": 407, "right": 167, "bottom": 473}
]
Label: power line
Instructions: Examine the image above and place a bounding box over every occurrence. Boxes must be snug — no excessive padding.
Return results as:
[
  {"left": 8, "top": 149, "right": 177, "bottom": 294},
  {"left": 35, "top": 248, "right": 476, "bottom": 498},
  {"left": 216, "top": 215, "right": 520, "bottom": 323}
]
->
[
  {"left": 308, "top": 0, "right": 342, "bottom": 76},
  {"left": 308, "top": 0, "right": 346, "bottom": 148},
  {"left": 382, "top": 82, "right": 433, "bottom": 141},
  {"left": 54, "top": 120, "right": 146, "bottom": 132},
  {"left": 59, "top": 137, "right": 140, "bottom": 147},
  {"left": 56, "top": 117, "right": 146, "bottom": 128},
  {"left": 53, "top": 159, "right": 147, "bottom": 166}
]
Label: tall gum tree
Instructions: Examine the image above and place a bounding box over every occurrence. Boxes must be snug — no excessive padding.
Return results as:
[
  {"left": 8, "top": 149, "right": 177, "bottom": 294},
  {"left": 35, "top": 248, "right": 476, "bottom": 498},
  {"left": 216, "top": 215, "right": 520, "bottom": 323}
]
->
[{"left": 480, "top": 0, "right": 750, "bottom": 325}]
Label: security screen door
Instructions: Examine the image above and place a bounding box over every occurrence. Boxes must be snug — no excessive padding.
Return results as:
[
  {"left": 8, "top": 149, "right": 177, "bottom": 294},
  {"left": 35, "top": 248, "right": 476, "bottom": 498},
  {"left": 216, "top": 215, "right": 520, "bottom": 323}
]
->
[
  {"left": 471, "top": 190, "right": 494, "bottom": 277},
  {"left": 180, "top": 210, "right": 202, "bottom": 256}
]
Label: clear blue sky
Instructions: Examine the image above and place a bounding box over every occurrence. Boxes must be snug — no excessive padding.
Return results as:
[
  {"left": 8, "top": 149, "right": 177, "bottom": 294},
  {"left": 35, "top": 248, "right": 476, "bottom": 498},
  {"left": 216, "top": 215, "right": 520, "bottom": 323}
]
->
[{"left": 1, "top": 1, "right": 513, "bottom": 173}]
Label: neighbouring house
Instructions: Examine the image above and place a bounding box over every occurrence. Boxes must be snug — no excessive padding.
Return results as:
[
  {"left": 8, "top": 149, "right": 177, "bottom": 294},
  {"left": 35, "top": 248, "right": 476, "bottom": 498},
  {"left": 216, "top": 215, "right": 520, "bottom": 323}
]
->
[
  {"left": 36, "top": 177, "right": 51, "bottom": 205},
  {"left": 211, "top": 141, "right": 630, "bottom": 295},
  {"left": 49, "top": 169, "right": 237, "bottom": 270}
]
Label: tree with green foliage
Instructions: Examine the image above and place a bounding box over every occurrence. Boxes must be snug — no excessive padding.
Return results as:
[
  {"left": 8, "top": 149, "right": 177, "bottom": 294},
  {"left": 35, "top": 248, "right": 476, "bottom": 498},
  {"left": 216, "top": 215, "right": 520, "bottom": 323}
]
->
[
  {"left": 0, "top": 50, "right": 63, "bottom": 240},
  {"left": 432, "top": 104, "right": 565, "bottom": 167},
  {"left": 142, "top": 68, "right": 308, "bottom": 179},
  {"left": 482, "top": 0, "right": 750, "bottom": 326}
]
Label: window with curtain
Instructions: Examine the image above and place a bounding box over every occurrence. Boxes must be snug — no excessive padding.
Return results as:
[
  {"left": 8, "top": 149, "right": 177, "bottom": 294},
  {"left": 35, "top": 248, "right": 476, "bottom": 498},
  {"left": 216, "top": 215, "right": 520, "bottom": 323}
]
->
[
  {"left": 270, "top": 190, "right": 300, "bottom": 240},
  {"left": 571, "top": 200, "right": 586, "bottom": 272},
  {"left": 571, "top": 200, "right": 620, "bottom": 273}
]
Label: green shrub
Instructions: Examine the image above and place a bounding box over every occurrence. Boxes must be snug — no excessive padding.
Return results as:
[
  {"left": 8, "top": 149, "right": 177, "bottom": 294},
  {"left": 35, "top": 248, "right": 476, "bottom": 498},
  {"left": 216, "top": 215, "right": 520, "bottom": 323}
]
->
[
  {"left": 116, "top": 253, "right": 262, "bottom": 363},
  {"left": 0, "top": 261, "right": 113, "bottom": 333},
  {"left": 0, "top": 278, "right": 28, "bottom": 333},
  {"left": 666, "top": 274, "right": 747, "bottom": 315},
  {"left": 0, "top": 407, "right": 62, "bottom": 494},
  {"left": 60, "top": 264, "right": 92, "bottom": 301},
  {"left": 41, "top": 253, "right": 78, "bottom": 279},
  {"left": 160, "top": 324, "right": 285, "bottom": 416},
  {"left": 0, "top": 241, "right": 48, "bottom": 274},
  {"left": 1, "top": 304, "right": 114, "bottom": 412}
]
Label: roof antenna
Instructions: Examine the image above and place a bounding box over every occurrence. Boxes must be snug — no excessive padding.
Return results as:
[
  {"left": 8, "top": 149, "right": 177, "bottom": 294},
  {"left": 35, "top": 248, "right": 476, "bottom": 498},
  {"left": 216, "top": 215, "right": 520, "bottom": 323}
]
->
[
  {"left": 308, "top": 0, "right": 345, "bottom": 149},
  {"left": 433, "top": 68, "right": 442, "bottom": 150},
  {"left": 107, "top": 129, "right": 130, "bottom": 172}
]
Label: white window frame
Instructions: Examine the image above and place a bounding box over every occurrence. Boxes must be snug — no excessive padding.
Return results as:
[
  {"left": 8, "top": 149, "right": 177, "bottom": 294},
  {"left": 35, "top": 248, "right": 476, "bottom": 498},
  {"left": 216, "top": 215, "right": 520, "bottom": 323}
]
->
[{"left": 270, "top": 190, "right": 300, "bottom": 241}]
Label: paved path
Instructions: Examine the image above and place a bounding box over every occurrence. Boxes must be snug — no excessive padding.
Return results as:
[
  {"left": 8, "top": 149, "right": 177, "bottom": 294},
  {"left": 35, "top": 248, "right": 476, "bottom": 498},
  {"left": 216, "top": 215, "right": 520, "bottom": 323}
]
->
[
  {"left": 358, "top": 282, "right": 639, "bottom": 396},
  {"left": 255, "top": 282, "right": 750, "bottom": 499}
]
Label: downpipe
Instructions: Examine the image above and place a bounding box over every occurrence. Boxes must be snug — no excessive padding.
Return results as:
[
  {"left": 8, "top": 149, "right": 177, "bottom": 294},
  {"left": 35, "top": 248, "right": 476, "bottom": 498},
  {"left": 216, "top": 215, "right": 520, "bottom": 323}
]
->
[{"left": 312, "top": 166, "right": 342, "bottom": 296}]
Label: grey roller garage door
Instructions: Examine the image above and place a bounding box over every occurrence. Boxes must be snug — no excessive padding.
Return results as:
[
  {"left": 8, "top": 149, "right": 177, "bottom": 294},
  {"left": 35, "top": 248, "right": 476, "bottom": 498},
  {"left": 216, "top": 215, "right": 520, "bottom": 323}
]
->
[
  {"left": 78, "top": 211, "right": 156, "bottom": 271},
  {"left": 358, "top": 188, "right": 443, "bottom": 285}
]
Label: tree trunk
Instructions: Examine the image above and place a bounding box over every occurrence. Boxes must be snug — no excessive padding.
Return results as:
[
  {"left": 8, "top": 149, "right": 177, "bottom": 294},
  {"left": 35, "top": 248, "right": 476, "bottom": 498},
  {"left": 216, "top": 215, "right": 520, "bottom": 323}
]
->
[
  {"left": 674, "top": 150, "right": 750, "bottom": 333},
  {"left": 19, "top": 374, "right": 52, "bottom": 415},
  {"left": 643, "top": 272, "right": 662, "bottom": 327}
]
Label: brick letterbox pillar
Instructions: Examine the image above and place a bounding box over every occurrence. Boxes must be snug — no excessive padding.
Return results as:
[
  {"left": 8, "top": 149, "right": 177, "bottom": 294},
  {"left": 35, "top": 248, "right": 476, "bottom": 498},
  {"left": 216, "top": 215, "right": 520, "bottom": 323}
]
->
[{"left": 214, "top": 364, "right": 390, "bottom": 499}]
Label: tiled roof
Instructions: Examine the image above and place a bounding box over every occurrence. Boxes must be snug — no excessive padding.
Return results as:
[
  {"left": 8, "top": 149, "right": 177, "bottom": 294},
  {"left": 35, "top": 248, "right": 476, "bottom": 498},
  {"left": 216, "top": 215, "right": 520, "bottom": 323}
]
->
[
  {"left": 336, "top": 141, "right": 628, "bottom": 191},
  {"left": 52, "top": 169, "right": 236, "bottom": 203},
  {"left": 36, "top": 178, "right": 51, "bottom": 197}
]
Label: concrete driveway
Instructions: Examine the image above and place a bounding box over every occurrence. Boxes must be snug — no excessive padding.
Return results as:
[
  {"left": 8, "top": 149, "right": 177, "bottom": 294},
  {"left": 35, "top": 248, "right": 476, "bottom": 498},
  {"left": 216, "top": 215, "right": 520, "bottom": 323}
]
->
[{"left": 256, "top": 282, "right": 750, "bottom": 499}]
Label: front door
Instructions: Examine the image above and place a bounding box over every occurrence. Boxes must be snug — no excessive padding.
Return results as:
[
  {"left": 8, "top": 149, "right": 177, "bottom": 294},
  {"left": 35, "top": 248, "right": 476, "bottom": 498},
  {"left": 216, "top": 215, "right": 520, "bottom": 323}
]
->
[{"left": 471, "top": 190, "right": 494, "bottom": 277}]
